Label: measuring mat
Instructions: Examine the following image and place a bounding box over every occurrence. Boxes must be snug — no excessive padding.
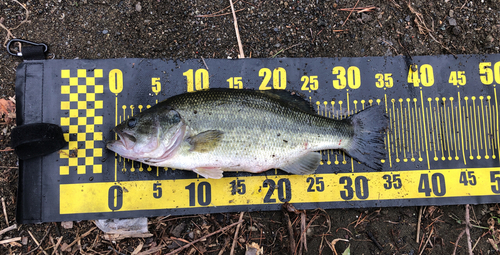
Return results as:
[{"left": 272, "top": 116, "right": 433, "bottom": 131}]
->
[{"left": 15, "top": 55, "right": 500, "bottom": 223}]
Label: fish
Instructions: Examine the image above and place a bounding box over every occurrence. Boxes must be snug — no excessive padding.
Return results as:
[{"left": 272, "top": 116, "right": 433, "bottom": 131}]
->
[{"left": 106, "top": 89, "right": 388, "bottom": 179}]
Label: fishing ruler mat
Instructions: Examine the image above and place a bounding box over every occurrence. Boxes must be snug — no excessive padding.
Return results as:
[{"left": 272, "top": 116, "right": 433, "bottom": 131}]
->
[{"left": 15, "top": 55, "right": 500, "bottom": 223}]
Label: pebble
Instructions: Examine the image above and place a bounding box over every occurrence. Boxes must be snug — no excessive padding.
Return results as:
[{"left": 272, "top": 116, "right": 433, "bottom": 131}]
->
[
  {"left": 102, "top": 29, "right": 108, "bottom": 34},
  {"left": 449, "top": 10, "right": 454, "bottom": 17},
  {"left": 136, "top": 2, "right": 142, "bottom": 12},
  {"left": 170, "top": 222, "right": 186, "bottom": 237},
  {"left": 61, "top": 221, "right": 73, "bottom": 229},
  {"left": 448, "top": 18, "right": 457, "bottom": 26},
  {"left": 452, "top": 26, "right": 461, "bottom": 35}
]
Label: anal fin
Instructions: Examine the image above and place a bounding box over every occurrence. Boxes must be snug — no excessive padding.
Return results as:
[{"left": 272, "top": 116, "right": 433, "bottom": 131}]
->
[
  {"left": 281, "top": 152, "right": 321, "bottom": 175},
  {"left": 193, "top": 167, "right": 224, "bottom": 179}
]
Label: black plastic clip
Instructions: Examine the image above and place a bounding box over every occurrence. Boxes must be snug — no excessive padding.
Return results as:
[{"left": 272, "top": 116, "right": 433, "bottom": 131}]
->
[{"left": 7, "top": 39, "right": 48, "bottom": 59}]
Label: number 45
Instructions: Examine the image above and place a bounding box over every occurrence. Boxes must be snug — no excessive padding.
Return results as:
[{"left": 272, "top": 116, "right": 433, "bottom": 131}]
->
[{"left": 449, "top": 71, "right": 466, "bottom": 86}]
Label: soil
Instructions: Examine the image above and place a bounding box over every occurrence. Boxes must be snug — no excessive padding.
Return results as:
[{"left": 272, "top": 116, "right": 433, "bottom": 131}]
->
[{"left": 1, "top": 0, "right": 500, "bottom": 254}]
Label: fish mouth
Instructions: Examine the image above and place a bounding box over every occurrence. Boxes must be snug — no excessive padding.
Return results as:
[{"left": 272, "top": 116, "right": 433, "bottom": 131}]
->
[{"left": 112, "top": 128, "right": 136, "bottom": 150}]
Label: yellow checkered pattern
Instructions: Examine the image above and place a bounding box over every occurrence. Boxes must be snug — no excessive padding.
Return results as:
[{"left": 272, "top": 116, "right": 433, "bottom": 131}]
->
[{"left": 59, "top": 69, "right": 104, "bottom": 175}]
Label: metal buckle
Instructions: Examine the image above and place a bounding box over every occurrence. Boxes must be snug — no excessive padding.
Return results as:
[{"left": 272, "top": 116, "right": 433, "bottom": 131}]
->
[{"left": 6, "top": 39, "right": 48, "bottom": 57}]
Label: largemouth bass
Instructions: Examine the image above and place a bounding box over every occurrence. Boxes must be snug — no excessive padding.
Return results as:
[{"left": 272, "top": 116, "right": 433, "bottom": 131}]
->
[{"left": 107, "top": 89, "right": 388, "bottom": 179}]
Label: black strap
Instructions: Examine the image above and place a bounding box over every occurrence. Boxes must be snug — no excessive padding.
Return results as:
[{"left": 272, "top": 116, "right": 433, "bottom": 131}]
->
[{"left": 21, "top": 45, "right": 46, "bottom": 60}]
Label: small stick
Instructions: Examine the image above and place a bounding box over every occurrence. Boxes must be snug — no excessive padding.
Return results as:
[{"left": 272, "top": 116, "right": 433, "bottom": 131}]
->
[
  {"left": 229, "top": 0, "right": 245, "bottom": 58},
  {"left": 367, "top": 231, "right": 383, "bottom": 251},
  {"left": 1, "top": 197, "right": 8, "bottom": 226},
  {"left": 452, "top": 229, "right": 466, "bottom": 255},
  {"left": 52, "top": 236, "right": 63, "bottom": 255},
  {"left": 201, "top": 56, "right": 209, "bottom": 70},
  {"left": 342, "top": 0, "right": 360, "bottom": 27},
  {"left": 166, "top": 219, "right": 243, "bottom": 255},
  {"left": 283, "top": 210, "right": 296, "bottom": 254},
  {"left": 66, "top": 227, "right": 96, "bottom": 250},
  {"left": 0, "top": 224, "right": 16, "bottom": 235},
  {"left": 230, "top": 212, "right": 244, "bottom": 255},
  {"left": 195, "top": 8, "right": 245, "bottom": 18},
  {"left": 28, "top": 230, "right": 49, "bottom": 255},
  {"left": 300, "top": 212, "right": 308, "bottom": 252},
  {"left": 416, "top": 206, "right": 423, "bottom": 243},
  {"left": 0, "top": 237, "right": 21, "bottom": 245},
  {"left": 465, "top": 204, "right": 473, "bottom": 255},
  {"left": 418, "top": 228, "right": 434, "bottom": 255}
]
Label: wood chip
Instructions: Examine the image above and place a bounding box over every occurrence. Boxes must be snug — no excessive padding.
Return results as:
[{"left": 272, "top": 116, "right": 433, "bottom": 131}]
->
[{"left": 0, "top": 237, "right": 22, "bottom": 245}]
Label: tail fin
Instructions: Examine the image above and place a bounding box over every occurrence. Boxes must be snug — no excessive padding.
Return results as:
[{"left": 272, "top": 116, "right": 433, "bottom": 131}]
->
[{"left": 344, "top": 105, "right": 388, "bottom": 170}]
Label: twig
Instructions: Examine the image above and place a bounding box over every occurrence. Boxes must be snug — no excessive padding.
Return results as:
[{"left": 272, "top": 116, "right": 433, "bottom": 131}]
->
[
  {"left": 229, "top": 0, "right": 244, "bottom": 58},
  {"left": 200, "top": 56, "right": 209, "bottom": 70},
  {"left": 418, "top": 228, "right": 434, "bottom": 255},
  {"left": 342, "top": 0, "right": 360, "bottom": 27},
  {"left": 196, "top": 1, "right": 239, "bottom": 16},
  {"left": 452, "top": 229, "right": 466, "bottom": 255},
  {"left": 271, "top": 43, "right": 303, "bottom": 58},
  {"left": 1, "top": 198, "right": 8, "bottom": 226},
  {"left": 136, "top": 245, "right": 165, "bottom": 255},
  {"left": 28, "top": 230, "right": 49, "bottom": 255},
  {"left": 166, "top": 219, "right": 244, "bottom": 255},
  {"left": 0, "top": 224, "right": 16, "bottom": 235},
  {"left": 66, "top": 227, "right": 96, "bottom": 250},
  {"left": 1, "top": 0, "right": 30, "bottom": 47},
  {"left": 283, "top": 209, "right": 296, "bottom": 254},
  {"left": 218, "top": 236, "right": 231, "bottom": 255},
  {"left": 367, "top": 231, "right": 383, "bottom": 251},
  {"left": 428, "top": 32, "right": 456, "bottom": 58},
  {"left": 338, "top": 6, "right": 376, "bottom": 13},
  {"left": 0, "top": 148, "right": 14, "bottom": 152},
  {"left": 230, "top": 212, "right": 244, "bottom": 255},
  {"left": 0, "top": 166, "right": 18, "bottom": 169},
  {"left": 300, "top": 212, "right": 308, "bottom": 253},
  {"left": 51, "top": 236, "right": 63, "bottom": 255},
  {"left": 416, "top": 206, "right": 423, "bottom": 243},
  {"left": 465, "top": 204, "right": 473, "bottom": 255},
  {"left": 0, "top": 237, "right": 21, "bottom": 245},
  {"left": 195, "top": 8, "right": 245, "bottom": 18}
]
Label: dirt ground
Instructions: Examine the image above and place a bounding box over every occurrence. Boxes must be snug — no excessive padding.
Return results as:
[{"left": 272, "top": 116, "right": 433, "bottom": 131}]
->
[{"left": 1, "top": 0, "right": 500, "bottom": 254}]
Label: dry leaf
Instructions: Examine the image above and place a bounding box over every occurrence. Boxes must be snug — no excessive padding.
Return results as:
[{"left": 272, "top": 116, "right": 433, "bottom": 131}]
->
[
  {"left": 488, "top": 238, "right": 499, "bottom": 251},
  {"left": 0, "top": 98, "right": 16, "bottom": 124},
  {"left": 245, "top": 242, "right": 263, "bottom": 255}
]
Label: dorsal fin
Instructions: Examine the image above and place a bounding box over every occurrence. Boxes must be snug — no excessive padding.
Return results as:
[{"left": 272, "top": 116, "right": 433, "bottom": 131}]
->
[{"left": 258, "top": 90, "right": 315, "bottom": 114}]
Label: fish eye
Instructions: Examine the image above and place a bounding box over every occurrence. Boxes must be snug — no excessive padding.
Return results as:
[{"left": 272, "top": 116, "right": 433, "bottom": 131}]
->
[
  {"left": 168, "top": 110, "right": 181, "bottom": 123},
  {"left": 127, "top": 118, "right": 137, "bottom": 128}
]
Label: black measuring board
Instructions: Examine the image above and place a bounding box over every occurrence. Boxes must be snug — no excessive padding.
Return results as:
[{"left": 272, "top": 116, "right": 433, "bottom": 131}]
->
[{"left": 15, "top": 55, "right": 500, "bottom": 223}]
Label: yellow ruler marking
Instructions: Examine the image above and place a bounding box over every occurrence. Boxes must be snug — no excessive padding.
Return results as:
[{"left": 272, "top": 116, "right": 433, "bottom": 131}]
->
[
  {"left": 445, "top": 103, "right": 452, "bottom": 160},
  {"left": 458, "top": 92, "right": 466, "bottom": 165},
  {"left": 428, "top": 98, "right": 437, "bottom": 161},
  {"left": 473, "top": 97, "right": 481, "bottom": 159},
  {"left": 384, "top": 94, "right": 392, "bottom": 167},
  {"left": 420, "top": 90, "right": 430, "bottom": 169},
  {"left": 465, "top": 98, "right": 473, "bottom": 160},
  {"left": 413, "top": 99, "right": 422, "bottom": 162},
  {"left": 115, "top": 97, "right": 118, "bottom": 181},
  {"left": 442, "top": 98, "right": 451, "bottom": 160},
  {"left": 59, "top": 167, "right": 500, "bottom": 214},
  {"left": 495, "top": 87, "right": 500, "bottom": 164},
  {"left": 481, "top": 96, "right": 489, "bottom": 159},
  {"left": 435, "top": 97, "right": 444, "bottom": 160},
  {"left": 399, "top": 99, "right": 407, "bottom": 162},
  {"left": 407, "top": 99, "right": 415, "bottom": 162},
  {"left": 392, "top": 99, "right": 399, "bottom": 162},
  {"left": 450, "top": 98, "right": 459, "bottom": 160}
]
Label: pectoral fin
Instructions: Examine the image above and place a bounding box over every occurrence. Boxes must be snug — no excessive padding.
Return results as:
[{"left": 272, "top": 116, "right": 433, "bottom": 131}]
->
[
  {"left": 187, "top": 130, "right": 224, "bottom": 152},
  {"left": 193, "top": 167, "right": 224, "bottom": 179},
  {"left": 281, "top": 152, "right": 321, "bottom": 175}
]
